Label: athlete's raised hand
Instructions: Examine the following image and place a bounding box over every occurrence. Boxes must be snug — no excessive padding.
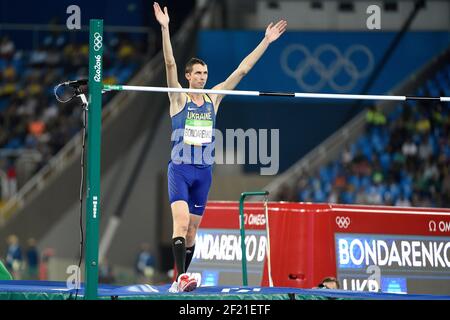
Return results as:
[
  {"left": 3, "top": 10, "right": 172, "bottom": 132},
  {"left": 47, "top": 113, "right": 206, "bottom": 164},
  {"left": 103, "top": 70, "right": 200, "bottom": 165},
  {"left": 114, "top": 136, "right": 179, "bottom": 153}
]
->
[
  {"left": 153, "top": 2, "right": 170, "bottom": 28},
  {"left": 265, "top": 20, "right": 287, "bottom": 43}
]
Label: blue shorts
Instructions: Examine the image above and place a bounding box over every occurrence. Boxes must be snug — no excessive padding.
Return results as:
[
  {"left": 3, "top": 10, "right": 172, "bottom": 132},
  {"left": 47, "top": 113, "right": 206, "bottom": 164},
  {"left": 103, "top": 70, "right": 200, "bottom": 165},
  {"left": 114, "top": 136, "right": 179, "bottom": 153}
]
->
[{"left": 168, "top": 162, "right": 212, "bottom": 216}]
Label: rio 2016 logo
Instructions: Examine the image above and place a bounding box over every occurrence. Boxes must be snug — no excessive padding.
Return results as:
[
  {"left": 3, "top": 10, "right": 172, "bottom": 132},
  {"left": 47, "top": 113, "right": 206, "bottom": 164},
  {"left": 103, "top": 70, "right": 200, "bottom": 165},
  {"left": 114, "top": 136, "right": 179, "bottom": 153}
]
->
[
  {"left": 93, "top": 32, "right": 103, "bottom": 82},
  {"left": 93, "top": 55, "right": 102, "bottom": 83},
  {"left": 92, "top": 32, "right": 103, "bottom": 83}
]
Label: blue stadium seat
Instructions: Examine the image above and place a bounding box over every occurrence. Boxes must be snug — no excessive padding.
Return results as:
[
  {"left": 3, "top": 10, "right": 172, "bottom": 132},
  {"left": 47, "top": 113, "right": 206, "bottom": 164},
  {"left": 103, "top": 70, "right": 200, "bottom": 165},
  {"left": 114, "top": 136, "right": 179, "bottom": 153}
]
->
[
  {"left": 341, "top": 191, "right": 355, "bottom": 204},
  {"left": 319, "top": 167, "right": 332, "bottom": 184},
  {"left": 389, "top": 183, "right": 401, "bottom": 201},
  {"left": 348, "top": 175, "right": 360, "bottom": 189},
  {"left": 0, "top": 98, "right": 10, "bottom": 111},
  {"left": 313, "top": 189, "right": 326, "bottom": 202},
  {"left": 379, "top": 152, "right": 391, "bottom": 171},
  {"left": 361, "top": 176, "right": 371, "bottom": 189},
  {"left": 4, "top": 137, "right": 23, "bottom": 149}
]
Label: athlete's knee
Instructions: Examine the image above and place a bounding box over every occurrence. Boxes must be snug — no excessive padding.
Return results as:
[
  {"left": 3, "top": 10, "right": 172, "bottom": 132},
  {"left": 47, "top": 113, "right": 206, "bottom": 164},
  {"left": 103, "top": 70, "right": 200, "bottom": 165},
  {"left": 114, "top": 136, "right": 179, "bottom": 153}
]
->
[
  {"left": 173, "top": 218, "right": 189, "bottom": 238},
  {"left": 173, "top": 222, "right": 189, "bottom": 237}
]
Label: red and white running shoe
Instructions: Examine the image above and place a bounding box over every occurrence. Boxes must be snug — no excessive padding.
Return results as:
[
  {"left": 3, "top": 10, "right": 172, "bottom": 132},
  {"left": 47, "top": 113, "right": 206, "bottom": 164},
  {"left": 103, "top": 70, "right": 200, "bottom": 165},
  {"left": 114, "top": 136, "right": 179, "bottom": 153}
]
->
[{"left": 177, "top": 273, "right": 198, "bottom": 292}]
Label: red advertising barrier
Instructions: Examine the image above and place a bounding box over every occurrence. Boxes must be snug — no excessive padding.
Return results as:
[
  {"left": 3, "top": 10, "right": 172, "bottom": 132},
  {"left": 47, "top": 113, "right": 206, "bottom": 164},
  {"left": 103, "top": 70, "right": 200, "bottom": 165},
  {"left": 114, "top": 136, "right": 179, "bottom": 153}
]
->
[{"left": 193, "top": 201, "right": 450, "bottom": 294}]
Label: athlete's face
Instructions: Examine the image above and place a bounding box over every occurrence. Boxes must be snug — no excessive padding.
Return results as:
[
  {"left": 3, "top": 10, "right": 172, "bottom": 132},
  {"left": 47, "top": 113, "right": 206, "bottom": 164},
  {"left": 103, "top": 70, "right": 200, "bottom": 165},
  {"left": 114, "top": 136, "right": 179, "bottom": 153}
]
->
[{"left": 186, "top": 63, "right": 208, "bottom": 89}]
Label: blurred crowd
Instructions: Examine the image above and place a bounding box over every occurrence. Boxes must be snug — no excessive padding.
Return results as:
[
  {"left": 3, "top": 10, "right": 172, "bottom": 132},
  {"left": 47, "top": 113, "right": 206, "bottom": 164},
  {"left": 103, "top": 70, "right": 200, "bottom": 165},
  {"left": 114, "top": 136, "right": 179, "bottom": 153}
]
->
[
  {"left": 0, "top": 32, "right": 145, "bottom": 204},
  {"left": 2, "top": 234, "right": 50, "bottom": 280},
  {"left": 1, "top": 234, "right": 162, "bottom": 285},
  {"left": 275, "top": 64, "right": 450, "bottom": 208}
]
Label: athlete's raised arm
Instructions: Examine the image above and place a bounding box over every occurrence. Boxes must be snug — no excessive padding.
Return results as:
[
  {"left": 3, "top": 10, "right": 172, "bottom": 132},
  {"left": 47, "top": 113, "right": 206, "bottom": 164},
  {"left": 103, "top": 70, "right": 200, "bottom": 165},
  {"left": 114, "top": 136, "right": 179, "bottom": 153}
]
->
[
  {"left": 153, "top": 2, "right": 185, "bottom": 115},
  {"left": 211, "top": 20, "right": 287, "bottom": 111}
]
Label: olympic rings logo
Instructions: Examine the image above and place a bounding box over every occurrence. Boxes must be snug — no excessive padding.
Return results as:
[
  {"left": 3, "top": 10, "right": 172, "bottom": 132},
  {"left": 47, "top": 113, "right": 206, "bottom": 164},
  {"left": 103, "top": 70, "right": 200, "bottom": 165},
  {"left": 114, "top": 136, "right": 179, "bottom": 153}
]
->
[
  {"left": 336, "top": 216, "right": 351, "bottom": 229},
  {"left": 93, "top": 32, "right": 103, "bottom": 52},
  {"left": 280, "top": 44, "right": 374, "bottom": 92}
]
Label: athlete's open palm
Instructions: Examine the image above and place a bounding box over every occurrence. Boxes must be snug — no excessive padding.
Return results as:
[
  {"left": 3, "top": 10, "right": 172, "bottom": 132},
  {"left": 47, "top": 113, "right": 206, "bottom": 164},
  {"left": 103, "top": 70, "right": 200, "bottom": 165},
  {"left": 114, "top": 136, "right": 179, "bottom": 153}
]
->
[
  {"left": 153, "top": 2, "right": 169, "bottom": 28},
  {"left": 265, "top": 20, "right": 287, "bottom": 43}
]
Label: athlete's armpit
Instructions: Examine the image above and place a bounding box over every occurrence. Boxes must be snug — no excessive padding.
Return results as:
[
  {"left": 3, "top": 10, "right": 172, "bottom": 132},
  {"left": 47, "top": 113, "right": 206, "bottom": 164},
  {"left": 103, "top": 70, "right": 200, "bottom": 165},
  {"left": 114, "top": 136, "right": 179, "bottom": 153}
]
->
[{"left": 169, "top": 93, "right": 186, "bottom": 117}]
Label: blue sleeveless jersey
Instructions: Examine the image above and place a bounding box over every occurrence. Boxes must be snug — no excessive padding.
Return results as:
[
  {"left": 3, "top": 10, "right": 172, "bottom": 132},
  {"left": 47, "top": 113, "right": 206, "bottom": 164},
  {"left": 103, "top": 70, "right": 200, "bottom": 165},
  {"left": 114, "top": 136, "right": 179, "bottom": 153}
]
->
[{"left": 170, "top": 93, "right": 216, "bottom": 167}]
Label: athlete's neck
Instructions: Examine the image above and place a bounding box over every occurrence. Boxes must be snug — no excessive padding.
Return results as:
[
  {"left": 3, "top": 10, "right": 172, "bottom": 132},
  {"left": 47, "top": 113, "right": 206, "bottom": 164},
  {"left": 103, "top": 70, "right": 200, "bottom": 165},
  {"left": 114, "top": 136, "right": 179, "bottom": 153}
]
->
[{"left": 188, "top": 93, "right": 204, "bottom": 105}]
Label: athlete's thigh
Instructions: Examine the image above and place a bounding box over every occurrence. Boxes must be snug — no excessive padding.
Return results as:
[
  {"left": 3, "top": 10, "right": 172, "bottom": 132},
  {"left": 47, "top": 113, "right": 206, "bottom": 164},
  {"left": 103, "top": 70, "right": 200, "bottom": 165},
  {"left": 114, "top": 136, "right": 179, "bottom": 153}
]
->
[
  {"left": 167, "top": 162, "right": 190, "bottom": 204},
  {"left": 188, "top": 167, "right": 212, "bottom": 215}
]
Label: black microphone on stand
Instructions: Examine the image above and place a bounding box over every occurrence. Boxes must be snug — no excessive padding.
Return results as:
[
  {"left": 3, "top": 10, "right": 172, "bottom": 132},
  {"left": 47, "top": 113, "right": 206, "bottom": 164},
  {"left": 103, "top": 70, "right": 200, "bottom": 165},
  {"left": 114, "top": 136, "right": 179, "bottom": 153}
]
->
[
  {"left": 63, "top": 79, "right": 88, "bottom": 88},
  {"left": 54, "top": 79, "right": 88, "bottom": 103}
]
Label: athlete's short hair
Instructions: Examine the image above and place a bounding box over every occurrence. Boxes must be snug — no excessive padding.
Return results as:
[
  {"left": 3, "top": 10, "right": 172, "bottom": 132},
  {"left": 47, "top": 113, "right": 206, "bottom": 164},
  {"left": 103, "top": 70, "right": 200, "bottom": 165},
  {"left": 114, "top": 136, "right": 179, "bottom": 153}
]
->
[
  {"left": 185, "top": 57, "right": 207, "bottom": 74},
  {"left": 319, "top": 277, "right": 340, "bottom": 289}
]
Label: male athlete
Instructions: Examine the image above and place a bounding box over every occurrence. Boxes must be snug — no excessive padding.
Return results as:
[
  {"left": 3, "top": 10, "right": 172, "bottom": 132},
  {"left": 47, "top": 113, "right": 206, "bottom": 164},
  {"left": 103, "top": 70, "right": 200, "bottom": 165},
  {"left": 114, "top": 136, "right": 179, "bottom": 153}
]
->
[{"left": 153, "top": 2, "right": 287, "bottom": 292}]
